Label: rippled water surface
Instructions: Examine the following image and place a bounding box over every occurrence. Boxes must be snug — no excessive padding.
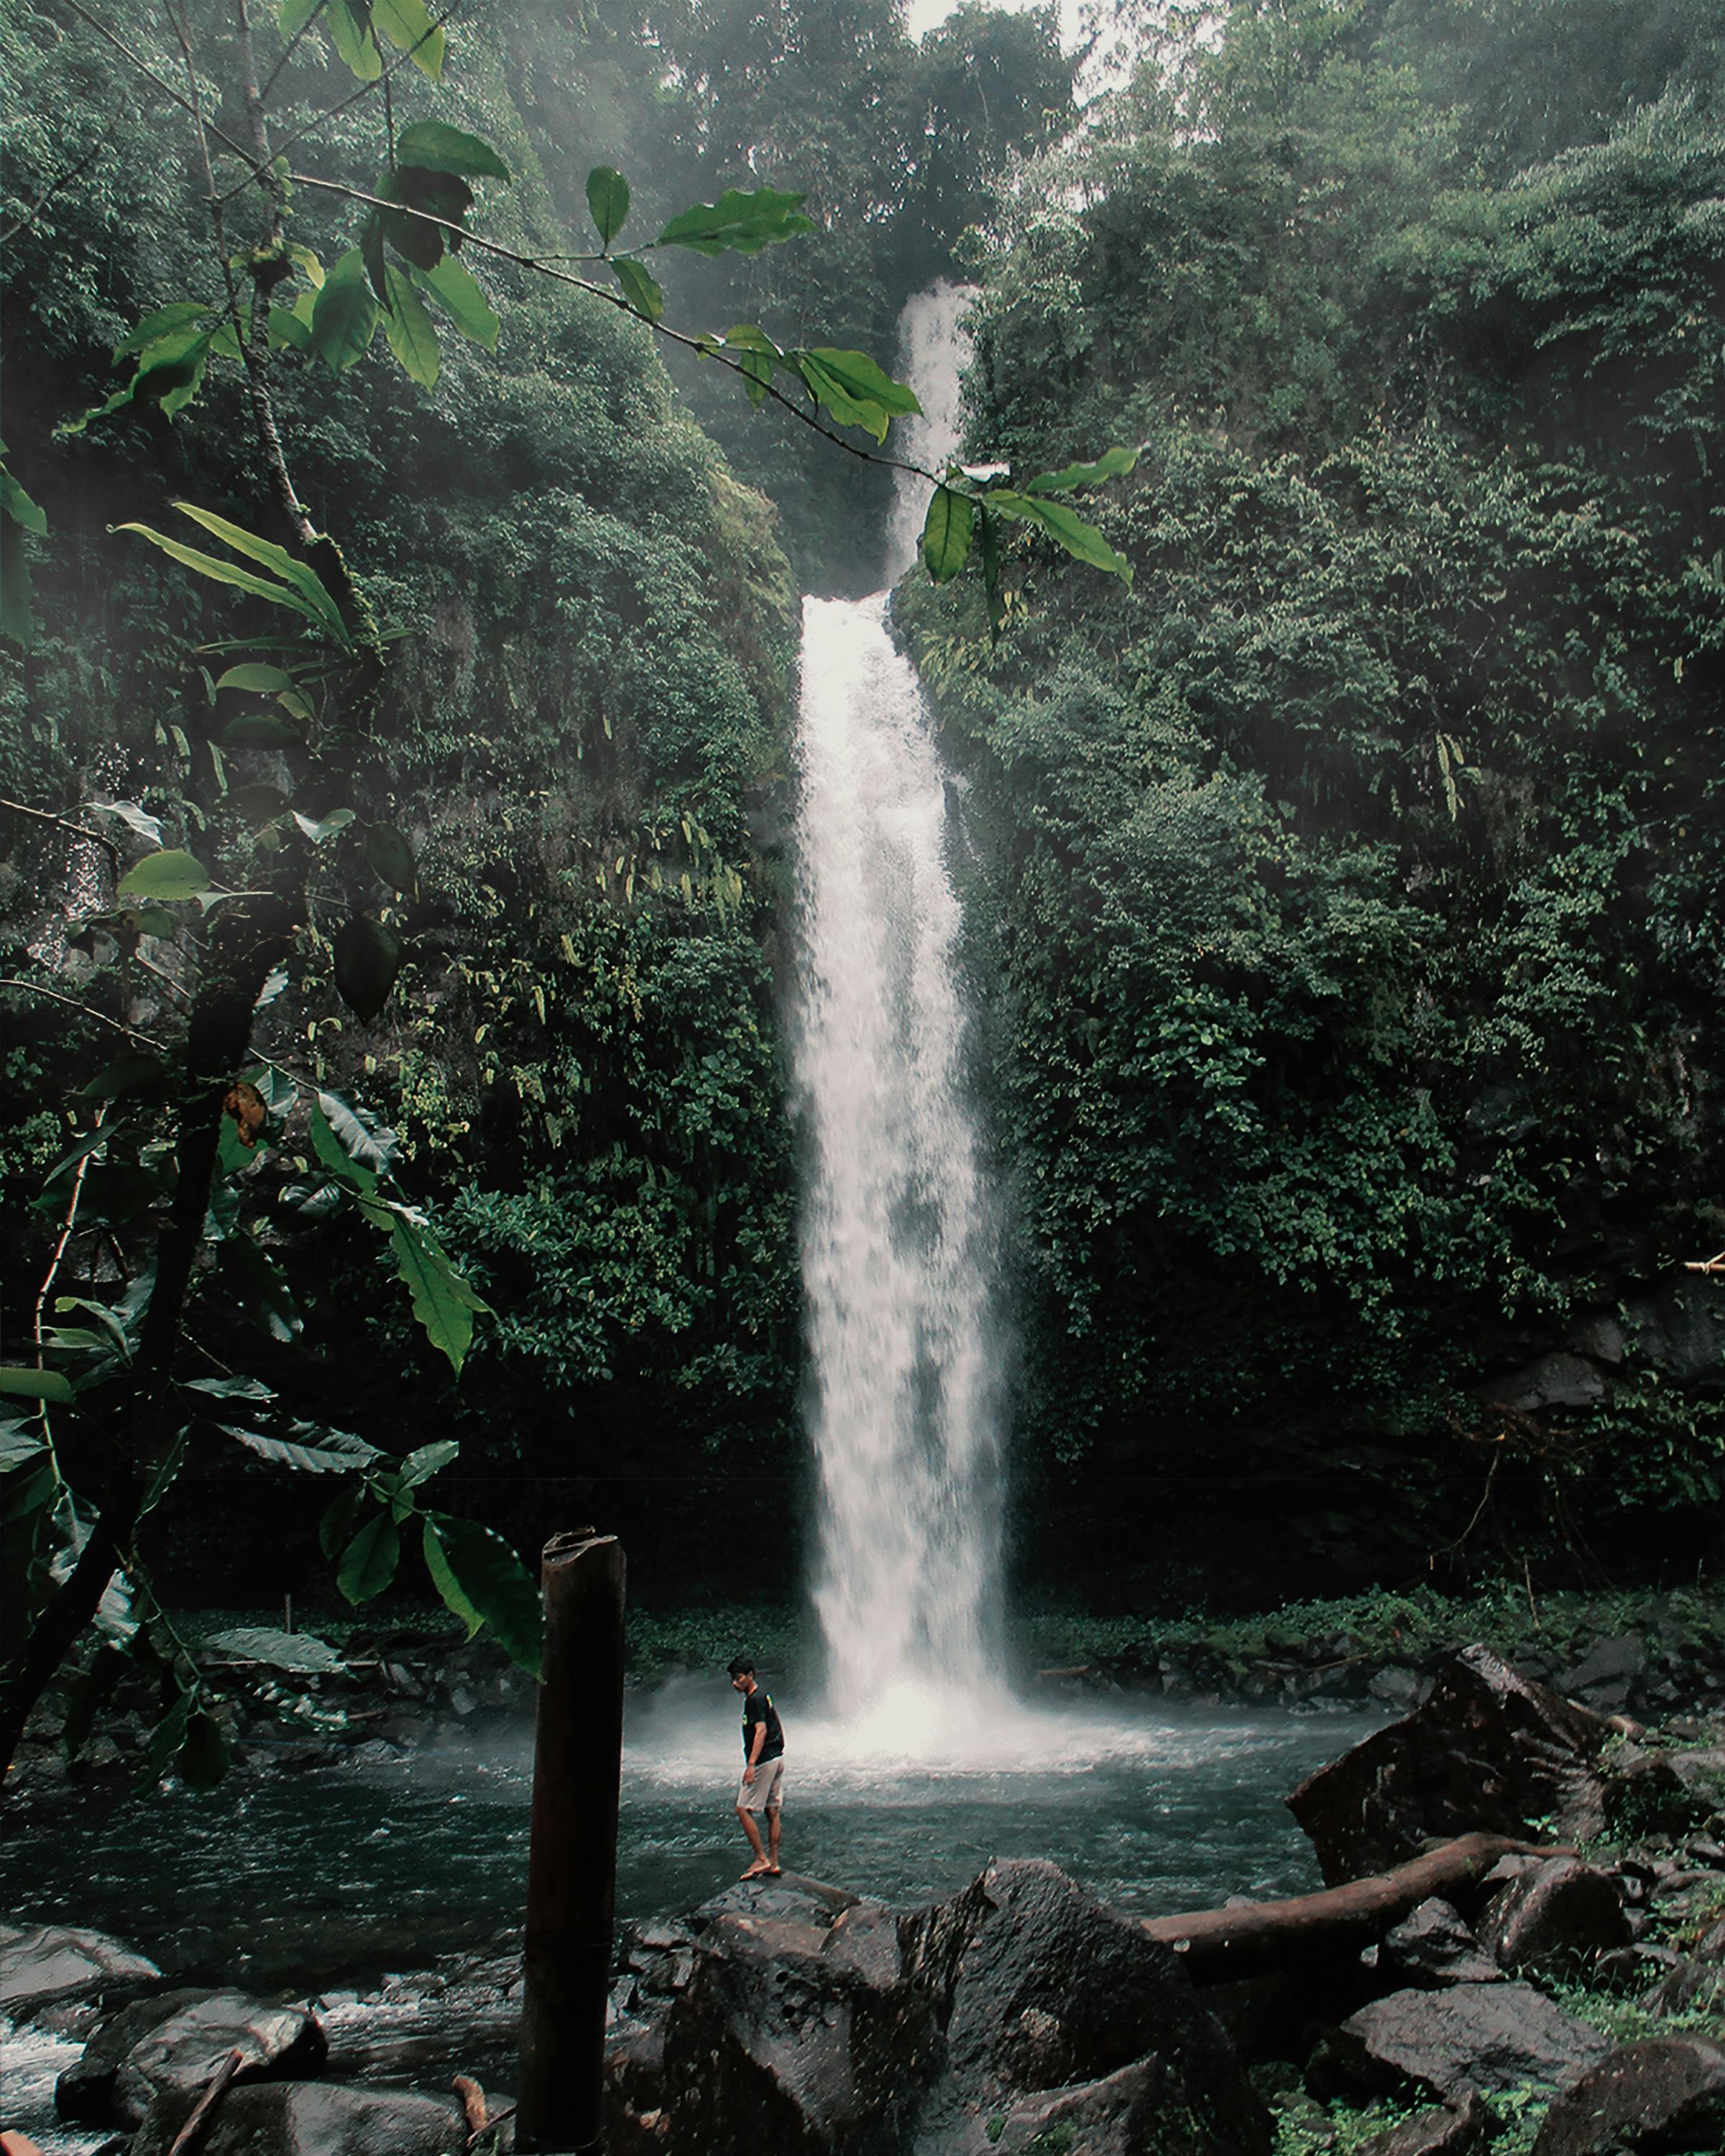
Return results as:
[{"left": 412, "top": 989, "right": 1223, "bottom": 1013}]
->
[{"left": 3, "top": 1684, "right": 1371, "bottom": 1994}]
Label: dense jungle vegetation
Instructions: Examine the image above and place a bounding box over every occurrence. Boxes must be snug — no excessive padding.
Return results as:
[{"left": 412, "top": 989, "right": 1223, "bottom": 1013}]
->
[
  {"left": 3, "top": 0, "right": 1724, "bottom": 1741},
  {"left": 901, "top": 0, "right": 1725, "bottom": 1598}
]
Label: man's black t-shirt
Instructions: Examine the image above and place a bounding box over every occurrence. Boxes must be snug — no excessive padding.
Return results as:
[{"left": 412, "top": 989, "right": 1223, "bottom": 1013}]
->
[{"left": 741, "top": 1688, "right": 784, "bottom": 1761}]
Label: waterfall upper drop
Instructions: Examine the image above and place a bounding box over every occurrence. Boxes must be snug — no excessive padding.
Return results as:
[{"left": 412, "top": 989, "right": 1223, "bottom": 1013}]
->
[{"left": 794, "top": 282, "right": 1007, "bottom": 1730}]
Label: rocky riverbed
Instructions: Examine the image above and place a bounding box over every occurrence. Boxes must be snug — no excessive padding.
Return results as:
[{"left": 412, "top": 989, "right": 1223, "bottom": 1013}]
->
[{"left": 4, "top": 1634, "right": 1725, "bottom": 2155}]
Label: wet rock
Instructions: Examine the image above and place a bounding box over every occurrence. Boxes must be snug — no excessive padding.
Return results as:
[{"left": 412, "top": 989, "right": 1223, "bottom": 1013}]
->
[
  {"left": 1475, "top": 1860, "right": 1630, "bottom": 1978},
  {"left": 57, "top": 1986, "right": 324, "bottom": 2126},
  {"left": 1381, "top": 1900, "right": 1503, "bottom": 1989},
  {"left": 1355, "top": 2090, "right": 1496, "bottom": 2156},
  {"left": 606, "top": 1862, "right": 1268, "bottom": 2155},
  {"left": 1530, "top": 2036, "right": 1725, "bottom": 2155},
  {"left": 1287, "top": 1645, "right": 1612, "bottom": 1885},
  {"left": 0, "top": 1925, "right": 161, "bottom": 2019},
  {"left": 1308, "top": 1982, "right": 1609, "bottom": 2104},
  {"left": 958, "top": 2054, "right": 1233, "bottom": 2156},
  {"left": 647, "top": 1872, "right": 939, "bottom": 2155},
  {"left": 1368, "top": 1668, "right": 1427, "bottom": 1711},
  {"left": 905, "top": 1860, "right": 1269, "bottom": 2155},
  {"left": 1555, "top": 1636, "right": 1647, "bottom": 1715},
  {"left": 1602, "top": 1753, "right": 1721, "bottom": 1839},
  {"left": 132, "top": 2079, "right": 465, "bottom": 2156},
  {"left": 1641, "top": 1956, "right": 1725, "bottom": 2017}
]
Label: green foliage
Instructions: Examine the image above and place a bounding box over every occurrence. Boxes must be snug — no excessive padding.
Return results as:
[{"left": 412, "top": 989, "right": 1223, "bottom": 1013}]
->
[{"left": 897, "top": 0, "right": 1725, "bottom": 1559}]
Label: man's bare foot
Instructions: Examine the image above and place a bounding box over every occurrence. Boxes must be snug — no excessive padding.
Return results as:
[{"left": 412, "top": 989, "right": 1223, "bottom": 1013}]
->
[{"left": 741, "top": 1861, "right": 773, "bottom": 1879}]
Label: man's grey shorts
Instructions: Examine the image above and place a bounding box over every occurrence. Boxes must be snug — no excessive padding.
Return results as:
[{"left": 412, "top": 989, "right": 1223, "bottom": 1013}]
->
[{"left": 737, "top": 1756, "right": 785, "bottom": 1812}]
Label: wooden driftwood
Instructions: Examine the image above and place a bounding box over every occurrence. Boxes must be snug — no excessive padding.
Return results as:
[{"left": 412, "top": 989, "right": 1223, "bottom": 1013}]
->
[
  {"left": 166, "top": 2047, "right": 244, "bottom": 2156},
  {"left": 1144, "top": 1830, "right": 1573, "bottom": 1980}
]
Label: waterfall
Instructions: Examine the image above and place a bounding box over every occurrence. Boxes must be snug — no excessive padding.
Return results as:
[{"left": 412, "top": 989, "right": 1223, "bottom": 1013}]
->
[{"left": 793, "top": 282, "right": 1008, "bottom": 1731}]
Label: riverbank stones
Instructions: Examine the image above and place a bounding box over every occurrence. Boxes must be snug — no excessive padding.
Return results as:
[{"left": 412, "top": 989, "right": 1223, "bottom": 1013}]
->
[
  {"left": 56, "top": 1986, "right": 326, "bottom": 2127},
  {"left": 0, "top": 1925, "right": 160, "bottom": 2019},
  {"left": 1307, "top": 1982, "right": 1610, "bottom": 2104}
]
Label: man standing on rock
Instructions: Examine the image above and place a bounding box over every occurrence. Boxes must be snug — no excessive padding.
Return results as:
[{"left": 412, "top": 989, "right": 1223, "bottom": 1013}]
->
[{"left": 728, "top": 1657, "right": 785, "bottom": 1879}]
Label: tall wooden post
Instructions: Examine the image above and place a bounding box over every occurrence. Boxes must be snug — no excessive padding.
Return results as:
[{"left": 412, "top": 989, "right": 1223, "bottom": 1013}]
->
[{"left": 518, "top": 1529, "right": 626, "bottom": 2153}]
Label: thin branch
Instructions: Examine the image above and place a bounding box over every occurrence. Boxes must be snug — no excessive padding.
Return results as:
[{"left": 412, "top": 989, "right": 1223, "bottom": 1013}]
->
[
  {"left": 0, "top": 796, "right": 121, "bottom": 868},
  {"left": 51, "top": 0, "right": 252, "bottom": 165},
  {"left": 1, "top": 122, "right": 121, "bottom": 245},
  {"left": 258, "top": 0, "right": 329, "bottom": 101},
  {"left": 214, "top": 0, "right": 474, "bottom": 206},
  {"left": 288, "top": 173, "right": 937, "bottom": 482},
  {"left": 0, "top": 979, "right": 167, "bottom": 1051},
  {"left": 36, "top": 1105, "right": 106, "bottom": 1350}
]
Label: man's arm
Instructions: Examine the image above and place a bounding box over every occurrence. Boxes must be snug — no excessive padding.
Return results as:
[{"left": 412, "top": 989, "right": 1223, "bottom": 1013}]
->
[{"left": 744, "top": 1704, "right": 766, "bottom": 1782}]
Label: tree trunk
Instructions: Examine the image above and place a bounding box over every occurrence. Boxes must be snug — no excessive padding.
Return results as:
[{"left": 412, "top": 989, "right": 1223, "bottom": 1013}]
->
[{"left": 1142, "top": 1832, "right": 1570, "bottom": 1981}]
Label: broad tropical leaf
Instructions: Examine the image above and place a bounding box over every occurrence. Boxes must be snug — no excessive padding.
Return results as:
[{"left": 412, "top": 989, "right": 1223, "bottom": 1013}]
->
[
  {"left": 203, "top": 1625, "right": 344, "bottom": 1672},
  {"left": 921, "top": 487, "right": 975, "bottom": 582},
  {"left": 423, "top": 1514, "right": 542, "bottom": 1672},
  {"left": 656, "top": 186, "right": 814, "bottom": 256},
  {"left": 1023, "top": 447, "right": 1140, "bottom": 494},
  {"left": 116, "top": 849, "right": 213, "bottom": 901},
  {"left": 382, "top": 264, "right": 440, "bottom": 387},
  {"left": 395, "top": 121, "right": 510, "bottom": 180},
  {"left": 586, "top": 167, "right": 630, "bottom": 245},
  {"left": 370, "top": 0, "right": 444, "bottom": 76},
  {"left": 309, "top": 250, "right": 380, "bottom": 374},
  {"left": 334, "top": 915, "right": 404, "bottom": 1021},
  {"left": 415, "top": 257, "right": 500, "bottom": 347},
  {"left": 382, "top": 1211, "right": 489, "bottom": 1374},
  {"left": 611, "top": 257, "right": 663, "bottom": 322},
  {"left": 985, "top": 490, "right": 1134, "bottom": 583},
  {"left": 339, "top": 1510, "right": 401, "bottom": 1601}
]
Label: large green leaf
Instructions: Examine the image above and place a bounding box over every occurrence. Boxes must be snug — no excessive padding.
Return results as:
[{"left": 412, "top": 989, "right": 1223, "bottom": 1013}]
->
[
  {"left": 800, "top": 349, "right": 920, "bottom": 420},
  {"left": 612, "top": 255, "right": 668, "bottom": 319},
  {"left": 586, "top": 166, "right": 630, "bottom": 246},
  {"left": 656, "top": 186, "right": 814, "bottom": 256},
  {"left": 211, "top": 1417, "right": 382, "bottom": 1474},
  {"left": 615, "top": 252, "right": 668, "bottom": 318},
  {"left": 415, "top": 257, "right": 500, "bottom": 348},
  {"left": 0, "top": 1419, "right": 49, "bottom": 1468},
  {"left": 113, "top": 302, "right": 210, "bottom": 360},
  {"left": 116, "top": 849, "right": 213, "bottom": 901},
  {"left": 204, "top": 1624, "right": 344, "bottom": 1672},
  {"left": 921, "top": 487, "right": 975, "bottom": 582},
  {"left": 422, "top": 1517, "right": 483, "bottom": 1637},
  {"left": 985, "top": 489, "right": 1134, "bottom": 584},
  {"left": 309, "top": 249, "right": 380, "bottom": 374},
  {"left": 324, "top": 0, "right": 382, "bottom": 78},
  {"left": 319, "top": 1481, "right": 364, "bottom": 1557},
  {"left": 381, "top": 1210, "right": 489, "bottom": 1374},
  {"left": 313, "top": 1091, "right": 399, "bottom": 1180},
  {"left": 0, "top": 1367, "right": 71, "bottom": 1404},
  {"left": 369, "top": 0, "right": 443, "bottom": 75},
  {"left": 170, "top": 507, "right": 345, "bottom": 641},
  {"left": 1023, "top": 447, "right": 1140, "bottom": 494},
  {"left": 339, "top": 1510, "right": 401, "bottom": 1602},
  {"left": 395, "top": 121, "right": 510, "bottom": 181},
  {"left": 112, "top": 525, "right": 330, "bottom": 629},
  {"left": 334, "top": 915, "right": 404, "bottom": 1022},
  {"left": 423, "top": 1514, "right": 542, "bottom": 1673},
  {"left": 364, "top": 821, "right": 417, "bottom": 893},
  {"left": 382, "top": 263, "right": 440, "bottom": 387},
  {"left": 400, "top": 1439, "right": 459, "bottom": 1485}
]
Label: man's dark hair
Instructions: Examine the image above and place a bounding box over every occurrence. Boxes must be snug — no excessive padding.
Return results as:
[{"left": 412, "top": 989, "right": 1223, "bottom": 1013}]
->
[{"left": 727, "top": 1657, "right": 755, "bottom": 1678}]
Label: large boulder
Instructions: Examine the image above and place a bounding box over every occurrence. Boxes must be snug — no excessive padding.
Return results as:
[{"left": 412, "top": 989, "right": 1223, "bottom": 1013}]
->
[
  {"left": 1287, "top": 1646, "right": 1612, "bottom": 1884},
  {"left": 0, "top": 1925, "right": 161, "bottom": 2019},
  {"left": 1530, "top": 2036, "right": 1725, "bottom": 2155},
  {"left": 607, "top": 1871, "right": 940, "bottom": 2155},
  {"left": 56, "top": 1986, "right": 326, "bottom": 2127},
  {"left": 903, "top": 1860, "right": 1270, "bottom": 2156},
  {"left": 131, "top": 2081, "right": 465, "bottom": 2156},
  {"left": 1474, "top": 1859, "right": 1630, "bottom": 1978},
  {"left": 605, "top": 1862, "right": 1269, "bottom": 2156},
  {"left": 1309, "top": 1983, "right": 1610, "bottom": 2104},
  {"left": 1379, "top": 1901, "right": 1503, "bottom": 1990}
]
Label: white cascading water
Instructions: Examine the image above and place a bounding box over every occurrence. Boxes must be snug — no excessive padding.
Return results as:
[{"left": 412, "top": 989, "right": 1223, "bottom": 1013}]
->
[{"left": 793, "top": 281, "right": 1011, "bottom": 1742}]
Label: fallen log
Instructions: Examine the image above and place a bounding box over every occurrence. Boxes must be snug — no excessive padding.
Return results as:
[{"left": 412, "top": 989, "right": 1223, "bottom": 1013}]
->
[{"left": 1144, "top": 1831, "right": 1572, "bottom": 1981}]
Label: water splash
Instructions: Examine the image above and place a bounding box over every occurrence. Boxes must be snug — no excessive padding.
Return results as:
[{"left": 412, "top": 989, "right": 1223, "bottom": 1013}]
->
[{"left": 794, "top": 282, "right": 1004, "bottom": 1726}]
